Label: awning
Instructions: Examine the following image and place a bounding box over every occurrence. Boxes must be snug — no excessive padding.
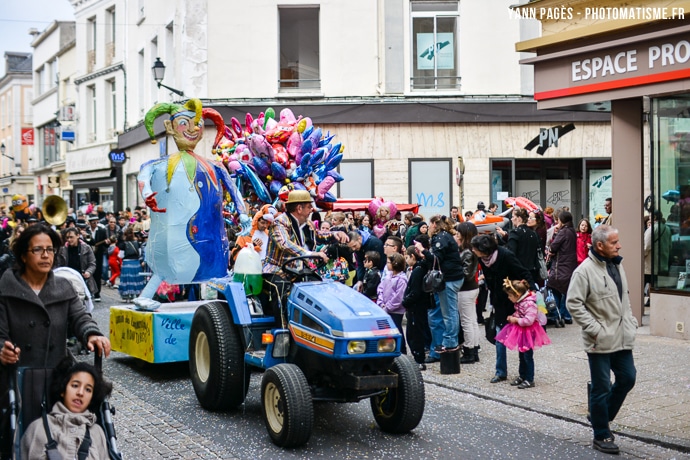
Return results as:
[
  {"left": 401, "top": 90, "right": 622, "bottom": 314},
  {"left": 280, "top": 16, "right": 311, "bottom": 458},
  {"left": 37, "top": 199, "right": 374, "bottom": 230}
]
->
[{"left": 323, "top": 199, "right": 419, "bottom": 214}]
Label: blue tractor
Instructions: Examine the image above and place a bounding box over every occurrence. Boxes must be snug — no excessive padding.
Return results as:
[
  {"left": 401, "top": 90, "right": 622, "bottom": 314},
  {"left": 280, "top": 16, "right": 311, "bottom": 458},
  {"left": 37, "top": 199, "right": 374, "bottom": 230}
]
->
[{"left": 188, "top": 256, "right": 425, "bottom": 447}]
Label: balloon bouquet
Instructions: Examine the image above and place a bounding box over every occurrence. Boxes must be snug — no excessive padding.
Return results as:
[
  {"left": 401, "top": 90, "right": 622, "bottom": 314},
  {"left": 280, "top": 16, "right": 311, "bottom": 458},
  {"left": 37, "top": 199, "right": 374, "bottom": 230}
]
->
[{"left": 211, "top": 107, "right": 345, "bottom": 217}]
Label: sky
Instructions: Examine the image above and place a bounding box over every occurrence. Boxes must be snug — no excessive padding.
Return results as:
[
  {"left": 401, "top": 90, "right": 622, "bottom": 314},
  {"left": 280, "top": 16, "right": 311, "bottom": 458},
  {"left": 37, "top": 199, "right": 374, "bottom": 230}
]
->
[{"left": 0, "top": 1, "right": 75, "bottom": 75}]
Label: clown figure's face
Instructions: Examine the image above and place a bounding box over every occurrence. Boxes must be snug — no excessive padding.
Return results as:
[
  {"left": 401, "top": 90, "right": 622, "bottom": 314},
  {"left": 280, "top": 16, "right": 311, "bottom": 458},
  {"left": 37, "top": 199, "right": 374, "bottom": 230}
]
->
[{"left": 165, "top": 114, "right": 204, "bottom": 152}]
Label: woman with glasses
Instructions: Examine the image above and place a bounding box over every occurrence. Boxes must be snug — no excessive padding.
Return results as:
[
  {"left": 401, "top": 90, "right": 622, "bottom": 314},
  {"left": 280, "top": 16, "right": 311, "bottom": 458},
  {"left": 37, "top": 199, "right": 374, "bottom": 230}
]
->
[{"left": 0, "top": 224, "right": 110, "bottom": 455}]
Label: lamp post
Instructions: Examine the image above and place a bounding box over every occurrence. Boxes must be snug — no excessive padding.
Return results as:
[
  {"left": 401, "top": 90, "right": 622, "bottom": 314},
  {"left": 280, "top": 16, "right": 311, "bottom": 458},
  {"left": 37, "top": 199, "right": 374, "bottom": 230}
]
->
[
  {"left": 152, "top": 58, "right": 184, "bottom": 97},
  {"left": 0, "top": 143, "right": 14, "bottom": 162}
]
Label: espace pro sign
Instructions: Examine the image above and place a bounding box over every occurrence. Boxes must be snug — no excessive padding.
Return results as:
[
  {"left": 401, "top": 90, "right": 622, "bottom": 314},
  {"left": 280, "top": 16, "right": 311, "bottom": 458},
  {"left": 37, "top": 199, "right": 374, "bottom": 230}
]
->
[{"left": 533, "top": 35, "right": 690, "bottom": 101}]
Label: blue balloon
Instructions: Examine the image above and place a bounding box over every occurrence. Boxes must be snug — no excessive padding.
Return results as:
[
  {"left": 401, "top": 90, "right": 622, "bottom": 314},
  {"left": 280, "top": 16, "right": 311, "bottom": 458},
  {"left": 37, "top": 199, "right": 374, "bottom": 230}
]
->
[
  {"left": 301, "top": 139, "right": 313, "bottom": 155},
  {"left": 318, "top": 134, "right": 335, "bottom": 147},
  {"left": 269, "top": 180, "right": 283, "bottom": 199},
  {"left": 270, "top": 162, "right": 287, "bottom": 182},
  {"left": 325, "top": 152, "right": 343, "bottom": 171},
  {"left": 252, "top": 156, "right": 271, "bottom": 178},
  {"left": 327, "top": 170, "right": 344, "bottom": 182},
  {"left": 243, "top": 163, "right": 272, "bottom": 203},
  {"left": 302, "top": 125, "right": 314, "bottom": 140},
  {"left": 309, "top": 147, "right": 326, "bottom": 166},
  {"left": 307, "top": 128, "right": 322, "bottom": 148},
  {"left": 322, "top": 191, "right": 337, "bottom": 202}
]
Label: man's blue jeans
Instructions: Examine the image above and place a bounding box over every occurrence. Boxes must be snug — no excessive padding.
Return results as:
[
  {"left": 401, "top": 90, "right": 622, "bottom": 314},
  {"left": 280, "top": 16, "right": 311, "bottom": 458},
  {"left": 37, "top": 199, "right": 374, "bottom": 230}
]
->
[
  {"left": 588, "top": 350, "right": 636, "bottom": 439},
  {"left": 495, "top": 324, "right": 507, "bottom": 378},
  {"left": 437, "top": 278, "right": 463, "bottom": 349},
  {"left": 427, "top": 294, "right": 444, "bottom": 359}
]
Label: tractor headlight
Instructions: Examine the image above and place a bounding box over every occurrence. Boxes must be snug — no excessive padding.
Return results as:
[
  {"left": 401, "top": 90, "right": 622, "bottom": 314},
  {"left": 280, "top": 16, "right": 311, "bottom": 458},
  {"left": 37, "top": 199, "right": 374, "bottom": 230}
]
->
[
  {"left": 272, "top": 331, "right": 290, "bottom": 358},
  {"left": 347, "top": 341, "right": 366, "bottom": 354},
  {"left": 377, "top": 338, "right": 396, "bottom": 353}
]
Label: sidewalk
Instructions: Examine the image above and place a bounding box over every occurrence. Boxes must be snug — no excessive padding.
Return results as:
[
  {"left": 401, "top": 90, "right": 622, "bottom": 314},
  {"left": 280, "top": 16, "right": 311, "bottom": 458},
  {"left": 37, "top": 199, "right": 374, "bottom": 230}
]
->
[{"left": 422, "top": 314, "right": 690, "bottom": 453}]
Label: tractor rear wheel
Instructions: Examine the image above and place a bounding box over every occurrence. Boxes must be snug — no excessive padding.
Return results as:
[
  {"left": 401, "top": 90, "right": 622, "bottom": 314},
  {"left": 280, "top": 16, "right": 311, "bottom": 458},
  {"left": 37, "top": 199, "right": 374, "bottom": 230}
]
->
[
  {"left": 261, "top": 364, "right": 313, "bottom": 447},
  {"left": 189, "top": 301, "right": 249, "bottom": 410},
  {"left": 370, "top": 355, "right": 425, "bottom": 433}
]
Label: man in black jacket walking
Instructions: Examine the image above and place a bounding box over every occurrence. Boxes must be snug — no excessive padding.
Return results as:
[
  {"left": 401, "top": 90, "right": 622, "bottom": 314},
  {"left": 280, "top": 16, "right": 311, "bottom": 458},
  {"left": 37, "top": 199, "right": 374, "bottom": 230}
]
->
[{"left": 86, "top": 214, "right": 108, "bottom": 301}]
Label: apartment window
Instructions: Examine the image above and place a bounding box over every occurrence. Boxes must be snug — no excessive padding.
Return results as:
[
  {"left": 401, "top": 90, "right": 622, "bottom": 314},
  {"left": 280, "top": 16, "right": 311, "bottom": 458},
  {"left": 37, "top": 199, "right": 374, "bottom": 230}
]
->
[
  {"left": 337, "top": 161, "right": 374, "bottom": 198},
  {"left": 165, "top": 23, "right": 174, "bottom": 80},
  {"left": 137, "top": 0, "right": 145, "bottom": 23},
  {"left": 138, "top": 49, "right": 145, "bottom": 115},
  {"left": 87, "top": 16, "right": 97, "bottom": 72},
  {"left": 409, "top": 158, "right": 452, "bottom": 217},
  {"left": 36, "top": 67, "right": 45, "bottom": 95},
  {"left": 106, "top": 79, "right": 117, "bottom": 137},
  {"left": 410, "top": 1, "right": 460, "bottom": 90},
  {"left": 0, "top": 96, "right": 4, "bottom": 127},
  {"left": 150, "top": 37, "right": 158, "bottom": 99},
  {"left": 41, "top": 125, "right": 57, "bottom": 166},
  {"left": 105, "top": 7, "right": 116, "bottom": 66},
  {"left": 87, "top": 85, "right": 97, "bottom": 143},
  {"left": 279, "top": 7, "right": 320, "bottom": 91},
  {"left": 23, "top": 89, "right": 32, "bottom": 125}
]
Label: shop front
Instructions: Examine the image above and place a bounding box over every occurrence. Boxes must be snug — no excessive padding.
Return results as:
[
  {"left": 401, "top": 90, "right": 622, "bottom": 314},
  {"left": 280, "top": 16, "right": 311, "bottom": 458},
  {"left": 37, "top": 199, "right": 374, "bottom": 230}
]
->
[
  {"left": 516, "top": 2, "right": 690, "bottom": 338},
  {"left": 65, "top": 144, "right": 121, "bottom": 214}
]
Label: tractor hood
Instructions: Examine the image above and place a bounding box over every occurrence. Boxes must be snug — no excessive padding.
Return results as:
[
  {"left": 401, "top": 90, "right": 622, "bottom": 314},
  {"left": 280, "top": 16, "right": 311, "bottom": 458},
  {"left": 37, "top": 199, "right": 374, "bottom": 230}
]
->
[{"left": 289, "top": 281, "right": 399, "bottom": 338}]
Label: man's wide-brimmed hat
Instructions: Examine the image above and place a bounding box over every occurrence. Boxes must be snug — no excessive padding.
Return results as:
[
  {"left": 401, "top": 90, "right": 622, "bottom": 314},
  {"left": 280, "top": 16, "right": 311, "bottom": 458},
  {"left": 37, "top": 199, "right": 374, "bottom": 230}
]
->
[{"left": 286, "top": 190, "right": 313, "bottom": 205}]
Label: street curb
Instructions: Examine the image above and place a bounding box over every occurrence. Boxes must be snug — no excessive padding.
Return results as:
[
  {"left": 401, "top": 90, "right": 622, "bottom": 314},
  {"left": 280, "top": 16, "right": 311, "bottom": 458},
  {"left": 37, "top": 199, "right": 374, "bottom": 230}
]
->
[{"left": 423, "top": 375, "right": 690, "bottom": 454}]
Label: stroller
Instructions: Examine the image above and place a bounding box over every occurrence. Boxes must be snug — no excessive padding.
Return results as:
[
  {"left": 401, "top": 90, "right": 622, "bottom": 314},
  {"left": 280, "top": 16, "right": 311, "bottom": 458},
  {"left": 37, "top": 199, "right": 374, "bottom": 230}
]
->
[
  {"left": 5, "top": 353, "right": 123, "bottom": 459},
  {"left": 541, "top": 285, "right": 565, "bottom": 328}
]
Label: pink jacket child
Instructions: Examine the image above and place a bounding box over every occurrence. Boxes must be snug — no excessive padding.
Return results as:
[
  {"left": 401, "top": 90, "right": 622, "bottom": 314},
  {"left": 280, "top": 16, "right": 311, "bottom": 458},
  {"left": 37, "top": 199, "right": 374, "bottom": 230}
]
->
[
  {"left": 376, "top": 269, "right": 408, "bottom": 354},
  {"left": 376, "top": 271, "right": 408, "bottom": 316},
  {"left": 496, "top": 288, "right": 551, "bottom": 353}
]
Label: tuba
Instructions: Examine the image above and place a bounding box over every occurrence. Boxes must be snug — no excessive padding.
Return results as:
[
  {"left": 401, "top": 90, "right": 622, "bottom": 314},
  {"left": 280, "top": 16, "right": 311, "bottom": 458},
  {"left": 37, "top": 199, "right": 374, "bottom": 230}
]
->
[{"left": 42, "top": 195, "right": 68, "bottom": 226}]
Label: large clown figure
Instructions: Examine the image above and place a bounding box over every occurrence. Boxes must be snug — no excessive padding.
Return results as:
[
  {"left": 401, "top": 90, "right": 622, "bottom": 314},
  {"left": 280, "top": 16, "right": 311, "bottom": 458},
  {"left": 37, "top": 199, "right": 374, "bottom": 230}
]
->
[{"left": 136, "top": 99, "right": 244, "bottom": 310}]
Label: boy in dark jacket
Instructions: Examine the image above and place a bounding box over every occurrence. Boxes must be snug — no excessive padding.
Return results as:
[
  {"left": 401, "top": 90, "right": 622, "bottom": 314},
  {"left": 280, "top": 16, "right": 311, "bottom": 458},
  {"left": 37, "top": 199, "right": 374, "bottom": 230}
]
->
[
  {"left": 402, "top": 246, "right": 433, "bottom": 369},
  {"left": 362, "top": 251, "right": 382, "bottom": 301}
]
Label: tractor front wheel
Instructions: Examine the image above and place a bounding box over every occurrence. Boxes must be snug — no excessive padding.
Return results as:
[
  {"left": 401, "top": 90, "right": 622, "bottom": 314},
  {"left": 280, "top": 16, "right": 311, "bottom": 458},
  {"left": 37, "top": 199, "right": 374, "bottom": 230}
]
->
[
  {"left": 370, "top": 355, "right": 425, "bottom": 433},
  {"left": 261, "top": 364, "right": 313, "bottom": 447}
]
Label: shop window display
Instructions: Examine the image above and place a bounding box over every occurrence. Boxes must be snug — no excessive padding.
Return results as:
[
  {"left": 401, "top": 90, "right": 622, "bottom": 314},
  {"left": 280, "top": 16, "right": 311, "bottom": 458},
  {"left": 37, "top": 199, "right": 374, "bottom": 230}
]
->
[{"left": 651, "top": 96, "right": 690, "bottom": 290}]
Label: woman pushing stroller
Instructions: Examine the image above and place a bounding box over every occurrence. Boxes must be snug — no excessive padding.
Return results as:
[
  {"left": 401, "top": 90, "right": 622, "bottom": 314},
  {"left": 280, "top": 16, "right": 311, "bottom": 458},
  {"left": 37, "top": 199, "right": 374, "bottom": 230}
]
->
[{"left": 0, "top": 224, "right": 111, "bottom": 457}]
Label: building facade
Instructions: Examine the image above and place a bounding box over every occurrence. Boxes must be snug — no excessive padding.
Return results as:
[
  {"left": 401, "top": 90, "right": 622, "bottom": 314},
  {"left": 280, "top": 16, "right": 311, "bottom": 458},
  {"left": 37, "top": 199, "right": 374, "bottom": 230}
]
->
[
  {"left": 0, "top": 52, "right": 34, "bottom": 207},
  {"left": 67, "top": 0, "right": 126, "bottom": 212},
  {"left": 30, "top": 21, "right": 77, "bottom": 209},
  {"left": 515, "top": 0, "right": 690, "bottom": 339},
  {"left": 117, "top": 0, "right": 611, "bottom": 221}
]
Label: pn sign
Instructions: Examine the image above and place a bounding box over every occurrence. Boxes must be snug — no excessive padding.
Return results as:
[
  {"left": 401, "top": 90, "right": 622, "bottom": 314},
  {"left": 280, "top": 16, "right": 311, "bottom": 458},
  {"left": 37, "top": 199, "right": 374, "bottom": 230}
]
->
[{"left": 524, "top": 123, "right": 575, "bottom": 155}]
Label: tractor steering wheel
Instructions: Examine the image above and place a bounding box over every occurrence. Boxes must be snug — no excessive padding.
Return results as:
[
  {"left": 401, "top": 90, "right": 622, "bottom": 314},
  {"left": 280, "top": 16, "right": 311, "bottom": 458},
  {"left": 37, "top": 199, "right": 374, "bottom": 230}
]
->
[{"left": 281, "top": 255, "right": 327, "bottom": 282}]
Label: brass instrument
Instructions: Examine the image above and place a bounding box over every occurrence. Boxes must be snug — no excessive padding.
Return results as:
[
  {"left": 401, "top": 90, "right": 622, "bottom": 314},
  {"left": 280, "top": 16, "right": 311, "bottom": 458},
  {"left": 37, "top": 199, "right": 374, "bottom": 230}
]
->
[{"left": 42, "top": 195, "right": 68, "bottom": 226}]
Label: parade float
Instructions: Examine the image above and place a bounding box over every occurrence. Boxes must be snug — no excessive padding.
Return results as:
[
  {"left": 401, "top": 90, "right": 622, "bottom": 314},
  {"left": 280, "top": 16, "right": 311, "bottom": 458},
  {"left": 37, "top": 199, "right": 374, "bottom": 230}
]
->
[{"left": 109, "top": 101, "right": 424, "bottom": 447}]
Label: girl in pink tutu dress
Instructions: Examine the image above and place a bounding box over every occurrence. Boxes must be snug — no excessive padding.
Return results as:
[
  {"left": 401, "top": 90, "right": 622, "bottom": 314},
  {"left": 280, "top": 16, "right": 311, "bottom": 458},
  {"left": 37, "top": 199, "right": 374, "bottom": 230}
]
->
[{"left": 495, "top": 278, "right": 551, "bottom": 389}]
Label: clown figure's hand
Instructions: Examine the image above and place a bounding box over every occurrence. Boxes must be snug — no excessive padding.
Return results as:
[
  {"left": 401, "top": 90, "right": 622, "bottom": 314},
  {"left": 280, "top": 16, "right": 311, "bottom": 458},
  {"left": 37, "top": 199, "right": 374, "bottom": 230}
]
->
[{"left": 145, "top": 192, "right": 167, "bottom": 213}]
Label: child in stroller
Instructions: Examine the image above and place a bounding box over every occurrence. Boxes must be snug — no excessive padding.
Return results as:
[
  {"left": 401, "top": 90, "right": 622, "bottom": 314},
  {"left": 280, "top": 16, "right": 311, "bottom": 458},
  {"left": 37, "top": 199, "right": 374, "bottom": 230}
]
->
[{"left": 21, "top": 357, "right": 112, "bottom": 459}]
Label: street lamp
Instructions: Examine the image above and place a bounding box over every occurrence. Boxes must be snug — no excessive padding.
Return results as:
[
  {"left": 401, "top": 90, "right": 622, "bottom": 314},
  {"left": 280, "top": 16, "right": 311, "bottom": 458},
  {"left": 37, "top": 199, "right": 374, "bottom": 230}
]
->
[
  {"left": 0, "top": 143, "right": 14, "bottom": 162},
  {"left": 152, "top": 58, "right": 184, "bottom": 97}
]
